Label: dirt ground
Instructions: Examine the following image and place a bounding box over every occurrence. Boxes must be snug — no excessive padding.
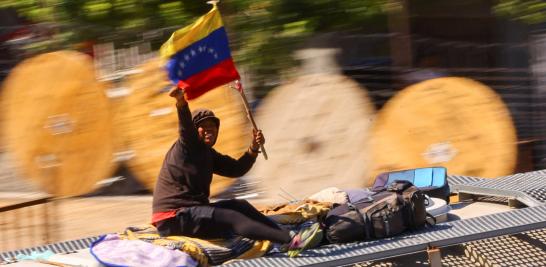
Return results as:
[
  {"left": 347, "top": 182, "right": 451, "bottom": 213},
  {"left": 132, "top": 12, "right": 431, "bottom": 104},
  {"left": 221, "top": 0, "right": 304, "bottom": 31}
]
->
[
  {"left": 0, "top": 194, "right": 153, "bottom": 252},
  {"left": 0, "top": 151, "right": 154, "bottom": 252}
]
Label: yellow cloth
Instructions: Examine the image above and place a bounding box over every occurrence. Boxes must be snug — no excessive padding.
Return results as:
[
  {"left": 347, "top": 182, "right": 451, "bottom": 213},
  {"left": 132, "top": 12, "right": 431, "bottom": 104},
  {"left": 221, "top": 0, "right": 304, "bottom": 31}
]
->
[
  {"left": 259, "top": 200, "right": 333, "bottom": 224},
  {"left": 118, "top": 225, "right": 272, "bottom": 267},
  {"left": 120, "top": 226, "right": 208, "bottom": 266},
  {"left": 236, "top": 239, "right": 272, "bottom": 260},
  {"left": 159, "top": 5, "right": 224, "bottom": 59}
]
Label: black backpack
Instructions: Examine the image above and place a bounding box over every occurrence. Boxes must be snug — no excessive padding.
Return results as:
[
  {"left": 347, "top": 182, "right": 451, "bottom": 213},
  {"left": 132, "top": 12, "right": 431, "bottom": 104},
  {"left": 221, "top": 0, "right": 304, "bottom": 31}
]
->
[{"left": 324, "top": 180, "right": 432, "bottom": 244}]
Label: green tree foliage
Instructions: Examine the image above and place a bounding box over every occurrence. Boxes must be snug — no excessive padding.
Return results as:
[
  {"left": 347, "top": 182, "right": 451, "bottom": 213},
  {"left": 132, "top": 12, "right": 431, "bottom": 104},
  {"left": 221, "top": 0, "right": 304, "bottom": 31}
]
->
[
  {"left": 494, "top": 0, "right": 546, "bottom": 24},
  {"left": 225, "top": 0, "right": 390, "bottom": 96},
  {"left": 0, "top": 0, "right": 210, "bottom": 46},
  {"left": 1, "top": 0, "right": 390, "bottom": 95}
]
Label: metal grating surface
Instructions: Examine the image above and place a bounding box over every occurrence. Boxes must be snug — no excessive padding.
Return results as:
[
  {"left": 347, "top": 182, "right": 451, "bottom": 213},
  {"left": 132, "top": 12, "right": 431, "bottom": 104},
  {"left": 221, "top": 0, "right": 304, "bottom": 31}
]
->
[
  {"left": 526, "top": 228, "right": 546, "bottom": 244},
  {"left": 526, "top": 187, "right": 546, "bottom": 202},
  {"left": 464, "top": 230, "right": 546, "bottom": 267},
  {"left": 352, "top": 261, "right": 394, "bottom": 266},
  {"left": 352, "top": 245, "right": 480, "bottom": 267},
  {"left": 448, "top": 175, "right": 484, "bottom": 186},
  {"left": 347, "top": 230, "right": 546, "bottom": 267},
  {"left": 222, "top": 205, "right": 546, "bottom": 267},
  {"left": 475, "top": 196, "right": 509, "bottom": 204},
  {"left": 449, "top": 170, "right": 546, "bottom": 207},
  {"left": 441, "top": 252, "right": 481, "bottom": 267},
  {"left": 0, "top": 235, "right": 100, "bottom": 264},
  {"left": 470, "top": 170, "right": 546, "bottom": 201}
]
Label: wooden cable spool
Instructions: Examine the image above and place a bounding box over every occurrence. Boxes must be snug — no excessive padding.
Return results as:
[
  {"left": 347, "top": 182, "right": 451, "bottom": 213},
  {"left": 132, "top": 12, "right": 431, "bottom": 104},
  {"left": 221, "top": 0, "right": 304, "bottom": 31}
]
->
[
  {"left": 368, "top": 77, "right": 517, "bottom": 182},
  {"left": 248, "top": 73, "right": 375, "bottom": 202},
  {"left": 121, "top": 58, "right": 250, "bottom": 195},
  {"left": 0, "top": 51, "right": 116, "bottom": 196}
]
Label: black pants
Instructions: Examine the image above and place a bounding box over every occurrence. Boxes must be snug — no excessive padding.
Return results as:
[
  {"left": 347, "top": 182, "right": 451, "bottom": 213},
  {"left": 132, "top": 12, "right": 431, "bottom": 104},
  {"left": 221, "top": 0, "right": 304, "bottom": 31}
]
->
[{"left": 157, "top": 199, "right": 291, "bottom": 244}]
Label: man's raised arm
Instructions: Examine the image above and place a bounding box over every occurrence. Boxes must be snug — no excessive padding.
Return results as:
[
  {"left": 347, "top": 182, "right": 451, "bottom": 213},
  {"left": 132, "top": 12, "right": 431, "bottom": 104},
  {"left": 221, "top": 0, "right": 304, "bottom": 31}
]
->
[{"left": 168, "top": 87, "right": 198, "bottom": 142}]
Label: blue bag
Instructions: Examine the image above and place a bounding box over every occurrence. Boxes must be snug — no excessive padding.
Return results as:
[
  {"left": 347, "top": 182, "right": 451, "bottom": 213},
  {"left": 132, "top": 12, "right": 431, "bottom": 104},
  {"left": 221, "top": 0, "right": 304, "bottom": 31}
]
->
[{"left": 372, "top": 167, "right": 450, "bottom": 202}]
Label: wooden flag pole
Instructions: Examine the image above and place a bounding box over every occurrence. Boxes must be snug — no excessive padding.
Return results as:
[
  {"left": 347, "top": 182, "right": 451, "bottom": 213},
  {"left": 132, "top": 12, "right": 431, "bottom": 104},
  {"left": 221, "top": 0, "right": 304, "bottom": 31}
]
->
[{"left": 232, "top": 81, "right": 268, "bottom": 160}]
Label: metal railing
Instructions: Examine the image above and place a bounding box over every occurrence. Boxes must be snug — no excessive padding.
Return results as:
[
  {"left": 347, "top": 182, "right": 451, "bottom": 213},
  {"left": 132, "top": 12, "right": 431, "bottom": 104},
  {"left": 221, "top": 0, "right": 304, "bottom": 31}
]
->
[{"left": 0, "top": 195, "right": 54, "bottom": 252}]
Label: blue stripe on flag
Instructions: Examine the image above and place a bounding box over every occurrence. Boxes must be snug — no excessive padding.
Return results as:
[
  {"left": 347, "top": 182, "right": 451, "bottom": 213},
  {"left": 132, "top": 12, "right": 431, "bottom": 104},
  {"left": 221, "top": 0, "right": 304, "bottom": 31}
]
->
[{"left": 166, "top": 27, "right": 232, "bottom": 83}]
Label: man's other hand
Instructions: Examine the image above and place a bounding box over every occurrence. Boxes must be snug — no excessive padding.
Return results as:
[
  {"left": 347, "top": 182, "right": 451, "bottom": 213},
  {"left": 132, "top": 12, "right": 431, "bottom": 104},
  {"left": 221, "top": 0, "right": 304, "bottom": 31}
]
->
[{"left": 250, "top": 129, "right": 265, "bottom": 153}]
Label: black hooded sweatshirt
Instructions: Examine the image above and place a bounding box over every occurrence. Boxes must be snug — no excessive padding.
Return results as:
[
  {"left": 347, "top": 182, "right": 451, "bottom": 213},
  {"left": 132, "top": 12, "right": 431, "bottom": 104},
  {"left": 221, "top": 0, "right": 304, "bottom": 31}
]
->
[{"left": 152, "top": 103, "right": 256, "bottom": 214}]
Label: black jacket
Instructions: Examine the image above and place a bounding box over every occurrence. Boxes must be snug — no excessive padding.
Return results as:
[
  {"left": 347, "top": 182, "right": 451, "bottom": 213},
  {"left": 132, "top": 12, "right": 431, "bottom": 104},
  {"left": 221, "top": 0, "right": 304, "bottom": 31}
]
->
[{"left": 152, "top": 103, "right": 256, "bottom": 213}]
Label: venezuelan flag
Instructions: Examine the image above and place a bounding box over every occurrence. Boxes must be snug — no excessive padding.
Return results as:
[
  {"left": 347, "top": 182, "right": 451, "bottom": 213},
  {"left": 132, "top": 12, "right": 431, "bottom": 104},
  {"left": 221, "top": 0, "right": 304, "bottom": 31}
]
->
[{"left": 160, "top": 5, "right": 240, "bottom": 100}]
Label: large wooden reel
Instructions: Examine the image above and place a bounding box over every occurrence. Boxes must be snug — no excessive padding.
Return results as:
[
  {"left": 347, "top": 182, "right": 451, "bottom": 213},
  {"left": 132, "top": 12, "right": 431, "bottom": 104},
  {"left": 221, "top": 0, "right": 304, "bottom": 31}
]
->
[
  {"left": 1, "top": 51, "right": 116, "bottom": 196},
  {"left": 121, "top": 58, "right": 250, "bottom": 195},
  {"left": 248, "top": 74, "right": 375, "bottom": 202},
  {"left": 369, "top": 77, "right": 517, "bottom": 182}
]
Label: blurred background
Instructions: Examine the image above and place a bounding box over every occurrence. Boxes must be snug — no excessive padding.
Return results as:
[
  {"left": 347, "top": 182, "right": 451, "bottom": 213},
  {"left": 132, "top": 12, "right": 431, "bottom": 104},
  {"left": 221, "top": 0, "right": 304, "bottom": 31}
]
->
[{"left": 1, "top": 0, "right": 546, "bottom": 251}]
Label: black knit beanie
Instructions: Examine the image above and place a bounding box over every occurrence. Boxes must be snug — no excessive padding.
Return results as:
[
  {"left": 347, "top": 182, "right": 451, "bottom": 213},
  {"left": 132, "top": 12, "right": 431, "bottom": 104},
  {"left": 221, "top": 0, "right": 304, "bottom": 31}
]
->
[{"left": 191, "top": 108, "right": 220, "bottom": 129}]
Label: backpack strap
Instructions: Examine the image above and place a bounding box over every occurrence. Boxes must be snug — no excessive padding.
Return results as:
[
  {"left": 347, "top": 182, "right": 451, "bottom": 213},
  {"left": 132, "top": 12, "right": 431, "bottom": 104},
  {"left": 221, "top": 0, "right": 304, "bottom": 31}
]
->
[
  {"left": 347, "top": 203, "right": 372, "bottom": 240},
  {"left": 425, "top": 212, "right": 437, "bottom": 227},
  {"left": 387, "top": 180, "right": 414, "bottom": 192}
]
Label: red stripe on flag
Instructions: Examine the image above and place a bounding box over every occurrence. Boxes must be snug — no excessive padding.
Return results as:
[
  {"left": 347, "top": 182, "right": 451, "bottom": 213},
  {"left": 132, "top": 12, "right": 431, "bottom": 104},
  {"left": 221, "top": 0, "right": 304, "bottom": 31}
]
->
[{"left": 183, "top": 59, "right": 240, "bottom": 100}]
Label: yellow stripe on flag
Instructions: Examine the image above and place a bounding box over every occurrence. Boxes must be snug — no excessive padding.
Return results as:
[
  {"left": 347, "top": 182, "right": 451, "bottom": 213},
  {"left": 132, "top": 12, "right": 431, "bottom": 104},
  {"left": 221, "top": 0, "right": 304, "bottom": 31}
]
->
[{"left": 160, "top": 5, "right": 224, "bottom": 59}]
